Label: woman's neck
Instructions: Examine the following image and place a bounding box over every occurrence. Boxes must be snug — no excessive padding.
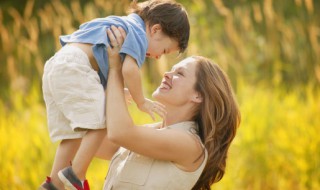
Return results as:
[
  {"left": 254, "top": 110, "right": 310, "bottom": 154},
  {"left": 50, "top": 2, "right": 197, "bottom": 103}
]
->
[{"left": 162, "top": 105, "right": 195, "bottom": 127}]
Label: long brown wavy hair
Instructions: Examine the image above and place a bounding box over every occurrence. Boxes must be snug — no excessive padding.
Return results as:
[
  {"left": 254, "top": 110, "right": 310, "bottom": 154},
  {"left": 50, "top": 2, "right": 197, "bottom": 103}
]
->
[{"left": 191, "top": 56, "right": 241, "bottom": 190}]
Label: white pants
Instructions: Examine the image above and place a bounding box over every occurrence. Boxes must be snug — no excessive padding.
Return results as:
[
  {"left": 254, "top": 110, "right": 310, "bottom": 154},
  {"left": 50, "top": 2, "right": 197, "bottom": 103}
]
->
[{"left": 42, "top": 45, "right": 106, "bottom": 142}]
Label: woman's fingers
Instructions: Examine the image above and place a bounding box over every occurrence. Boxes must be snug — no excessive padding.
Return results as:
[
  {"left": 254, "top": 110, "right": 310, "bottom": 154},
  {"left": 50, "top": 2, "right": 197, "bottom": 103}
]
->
[
  {"left": 110, "top": 25, "right": 124, "bottom": 47},
  {"left": 107, "top": 28, "right": 118, "bottom": 48},
  {"left": 106, "top": 26, "right": 123, "bottom": 69},
  {"left": 118, "top": 26, "right": 127, "bottom": 39},
  {"left": 107, "top": 25, "right": 126, "bottom": 48}
]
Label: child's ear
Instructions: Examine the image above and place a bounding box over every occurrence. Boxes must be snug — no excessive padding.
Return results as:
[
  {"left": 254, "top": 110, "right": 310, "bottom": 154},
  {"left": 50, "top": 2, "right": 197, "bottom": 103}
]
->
[{"left": 150, "top": 24, "right": 162, "bottom": 34}]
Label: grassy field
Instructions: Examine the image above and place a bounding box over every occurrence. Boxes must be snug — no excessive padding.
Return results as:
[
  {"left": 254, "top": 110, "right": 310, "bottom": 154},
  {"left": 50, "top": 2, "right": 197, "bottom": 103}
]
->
[
  {"left": 1, "top": 82, "right": 319, "bottom": 190},
  {"left": 0, "top": 0, "right": 319, "bottom": 189}
]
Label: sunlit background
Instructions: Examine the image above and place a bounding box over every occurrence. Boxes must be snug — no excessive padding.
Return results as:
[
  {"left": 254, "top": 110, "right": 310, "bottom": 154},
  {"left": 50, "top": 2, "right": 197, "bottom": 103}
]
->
[{"left": 0, "top": 0, "right": 319, "bottom": 189}]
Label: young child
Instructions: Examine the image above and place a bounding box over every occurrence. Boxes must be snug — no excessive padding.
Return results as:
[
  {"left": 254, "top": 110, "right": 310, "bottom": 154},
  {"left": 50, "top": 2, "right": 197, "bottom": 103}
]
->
[{"left": 39, "top": 0, "right": 190, "bottom": 190}]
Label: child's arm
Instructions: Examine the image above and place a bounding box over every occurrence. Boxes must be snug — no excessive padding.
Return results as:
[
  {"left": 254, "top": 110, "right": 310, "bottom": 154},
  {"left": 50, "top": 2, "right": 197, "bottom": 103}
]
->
[
  {"left": 122, "top": 55, "right": 144, "bottom": 105},
  {"left": 122, "top": 55, "right": 166, "bottom": 120}
]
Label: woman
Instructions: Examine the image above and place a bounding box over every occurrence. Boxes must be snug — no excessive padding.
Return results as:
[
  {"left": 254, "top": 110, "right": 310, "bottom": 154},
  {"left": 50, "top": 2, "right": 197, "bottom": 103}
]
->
[{"left": 96, "top": 27, "right": 241, "bottom": 190}]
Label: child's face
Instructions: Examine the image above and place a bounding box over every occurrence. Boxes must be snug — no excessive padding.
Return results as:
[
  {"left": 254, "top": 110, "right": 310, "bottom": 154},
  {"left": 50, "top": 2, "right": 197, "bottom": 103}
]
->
[{"left": 146, "top": 24, "right": 179, "bottom": 59}]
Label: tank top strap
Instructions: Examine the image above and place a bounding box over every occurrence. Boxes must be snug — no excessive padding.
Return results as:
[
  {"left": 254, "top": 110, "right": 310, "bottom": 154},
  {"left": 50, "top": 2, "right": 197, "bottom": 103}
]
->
[{"left": 166, "top": 121, "right": 198, "bottom": 131}]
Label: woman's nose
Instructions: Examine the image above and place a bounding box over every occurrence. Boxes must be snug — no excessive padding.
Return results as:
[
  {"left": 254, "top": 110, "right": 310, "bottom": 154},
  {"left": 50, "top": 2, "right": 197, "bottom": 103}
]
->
[{"left": 164, "top": 71, "right": 172, "bottom": 78}]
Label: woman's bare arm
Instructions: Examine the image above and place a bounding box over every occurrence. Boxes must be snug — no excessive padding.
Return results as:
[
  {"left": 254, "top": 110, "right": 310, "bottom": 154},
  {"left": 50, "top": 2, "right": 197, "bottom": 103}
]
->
[{"left": 105, "top": 27, "right": 203, "bottom": 171}]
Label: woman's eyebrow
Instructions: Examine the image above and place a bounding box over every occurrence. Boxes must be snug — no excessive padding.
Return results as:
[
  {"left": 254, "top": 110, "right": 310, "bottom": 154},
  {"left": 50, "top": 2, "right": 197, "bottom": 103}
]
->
[
  {"left": 177, "top": 67, "right": 188, "bottom": 73},
  {"left": 171, "top": 66, "right": 188, "bottom": 73}
]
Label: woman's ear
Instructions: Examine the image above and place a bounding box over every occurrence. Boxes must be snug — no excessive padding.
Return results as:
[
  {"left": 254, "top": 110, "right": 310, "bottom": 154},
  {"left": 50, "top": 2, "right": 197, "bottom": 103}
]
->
[{"left": 191, "top": 92, "right": 203, "bottom": 103}]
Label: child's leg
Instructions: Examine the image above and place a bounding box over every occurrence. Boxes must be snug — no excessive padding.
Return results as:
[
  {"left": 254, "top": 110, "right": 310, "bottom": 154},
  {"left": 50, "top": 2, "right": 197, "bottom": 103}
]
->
[
  {"left": 71, "top": 128, "right": 107, "bottom": 180},
  {"left": 50, "top": 138, "right": 81, "bottom": 189}
]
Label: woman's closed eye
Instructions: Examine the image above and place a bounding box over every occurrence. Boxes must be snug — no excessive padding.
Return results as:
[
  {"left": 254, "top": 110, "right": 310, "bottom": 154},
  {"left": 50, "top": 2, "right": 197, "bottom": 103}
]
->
[
  {"left": 177, "top": 71, "right": 184, "bottom": 76},
  {"left": 175, "top": 68, "right": 185, "bottom": 76},
  {"left": 171, "top": 66, "right": 186, "bottom": 77}
]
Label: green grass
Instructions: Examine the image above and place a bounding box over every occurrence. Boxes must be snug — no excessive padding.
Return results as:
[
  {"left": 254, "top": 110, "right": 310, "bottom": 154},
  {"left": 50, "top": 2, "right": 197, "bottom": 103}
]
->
[
  {"left": 1, "top": 0, "right": 319, "bottom": 189},
  {"left": 1, "top": 83, "right": 319, "bottom": 190}
]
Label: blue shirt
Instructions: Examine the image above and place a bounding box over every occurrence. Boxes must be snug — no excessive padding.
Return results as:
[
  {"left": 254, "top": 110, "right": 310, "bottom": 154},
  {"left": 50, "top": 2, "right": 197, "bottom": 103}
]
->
[{"left": 60, "top": 13, "right": 148, "bottom": 88}]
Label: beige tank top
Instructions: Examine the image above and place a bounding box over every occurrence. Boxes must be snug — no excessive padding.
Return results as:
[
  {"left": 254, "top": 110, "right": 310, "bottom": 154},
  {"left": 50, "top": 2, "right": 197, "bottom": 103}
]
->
[{"left": 103, "top": 121, "right": 208, "bottom": 190}]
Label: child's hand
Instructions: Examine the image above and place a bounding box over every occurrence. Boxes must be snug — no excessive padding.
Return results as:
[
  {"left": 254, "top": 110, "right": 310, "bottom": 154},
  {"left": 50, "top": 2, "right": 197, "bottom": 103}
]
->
[{"left": 137, "top": 98, "right": 167, "bottom": 121}]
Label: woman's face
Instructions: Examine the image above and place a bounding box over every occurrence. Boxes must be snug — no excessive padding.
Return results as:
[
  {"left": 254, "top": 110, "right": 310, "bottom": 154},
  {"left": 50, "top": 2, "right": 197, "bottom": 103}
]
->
[{"left": 152, "top": 57, "right": 200, "bottom": 107}]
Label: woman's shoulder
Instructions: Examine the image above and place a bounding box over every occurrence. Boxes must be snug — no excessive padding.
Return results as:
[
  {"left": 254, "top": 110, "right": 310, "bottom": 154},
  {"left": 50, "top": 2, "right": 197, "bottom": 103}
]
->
[{"left": 140, "top": 122, "right": 162, "bottom": 129}]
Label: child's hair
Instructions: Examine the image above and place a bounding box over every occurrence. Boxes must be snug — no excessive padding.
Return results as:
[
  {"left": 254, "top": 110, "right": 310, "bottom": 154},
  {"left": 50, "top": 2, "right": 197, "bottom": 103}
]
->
[{"left": 128, "top": 0, "right": 190, "bottom": 53}]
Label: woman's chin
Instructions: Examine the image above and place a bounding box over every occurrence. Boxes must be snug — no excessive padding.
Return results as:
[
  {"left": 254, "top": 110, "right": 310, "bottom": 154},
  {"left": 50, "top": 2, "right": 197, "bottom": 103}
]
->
[
  {"left": 152, "top": 89, "right": 160, "bottom": 99},
  {"left": 152, "top": 89, "right": 166, "bottom": 102}
]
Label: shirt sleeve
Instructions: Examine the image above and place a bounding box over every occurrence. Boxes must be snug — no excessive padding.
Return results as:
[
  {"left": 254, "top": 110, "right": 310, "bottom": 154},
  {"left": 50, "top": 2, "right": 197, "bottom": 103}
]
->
[{"left": 119, "top": 26, "right": 147, "bottom": 68}]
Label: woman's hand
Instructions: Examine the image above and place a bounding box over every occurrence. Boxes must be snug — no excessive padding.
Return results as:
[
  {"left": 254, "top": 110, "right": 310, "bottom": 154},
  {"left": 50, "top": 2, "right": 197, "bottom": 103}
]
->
[{"left": 106, "top": 25, "right": 126, "bottom": 70}]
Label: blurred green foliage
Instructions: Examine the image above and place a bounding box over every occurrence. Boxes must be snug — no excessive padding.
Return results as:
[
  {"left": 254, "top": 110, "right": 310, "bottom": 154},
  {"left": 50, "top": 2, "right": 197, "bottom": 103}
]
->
[{"left": 0, "top": 0, "right": 319, "bottom": 189}]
